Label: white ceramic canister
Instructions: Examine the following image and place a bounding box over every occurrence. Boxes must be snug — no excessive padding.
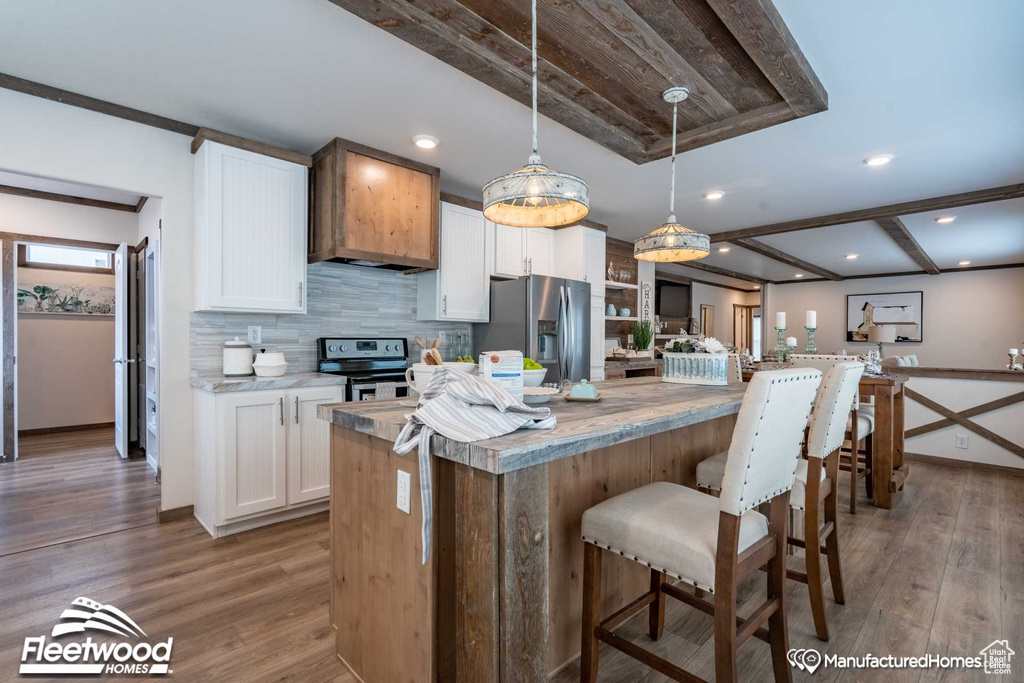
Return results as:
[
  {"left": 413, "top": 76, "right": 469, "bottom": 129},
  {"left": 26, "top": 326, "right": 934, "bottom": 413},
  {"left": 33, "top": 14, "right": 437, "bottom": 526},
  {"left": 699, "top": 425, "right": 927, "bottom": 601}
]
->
[
  {"left": 252, "top": 350, "right": 288, "bottom": 377},
  {"left": 223, "top": 337, "right": 254, "bottom": 376}
]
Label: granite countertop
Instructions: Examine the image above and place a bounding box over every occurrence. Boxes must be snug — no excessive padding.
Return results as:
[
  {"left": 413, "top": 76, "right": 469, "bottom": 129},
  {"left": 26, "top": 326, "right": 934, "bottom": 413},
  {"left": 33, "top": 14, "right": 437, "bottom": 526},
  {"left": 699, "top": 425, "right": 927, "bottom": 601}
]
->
[
  {"left": 605, "top": 358, "right": 662, "bottom": 369},
  {"left": 191, "top": 372, "right": 347, "bottom": 393},
  {"left": 320, "top": 377, "right": 745, "bottom": 474}
]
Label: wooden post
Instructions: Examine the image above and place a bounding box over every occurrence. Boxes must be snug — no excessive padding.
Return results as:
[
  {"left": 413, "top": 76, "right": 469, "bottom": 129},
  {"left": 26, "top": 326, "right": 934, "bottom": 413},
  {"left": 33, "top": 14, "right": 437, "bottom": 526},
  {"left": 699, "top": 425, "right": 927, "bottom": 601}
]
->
[
  {"left": 2, "top": 238, "right": 14, "bottom": 462},
  {"left": 873, "top": 385, "right": 895, "bottom": 508}
]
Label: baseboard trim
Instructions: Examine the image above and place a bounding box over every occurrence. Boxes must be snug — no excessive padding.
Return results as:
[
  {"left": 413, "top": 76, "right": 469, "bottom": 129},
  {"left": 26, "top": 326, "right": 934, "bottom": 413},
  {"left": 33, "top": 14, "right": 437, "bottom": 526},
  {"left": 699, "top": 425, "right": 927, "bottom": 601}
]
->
[
  {"left": 19, "top": 422, "right": 114, "bottom": 436},
  {"left": 904, "top": 452, "right": 1024, "bottom": 477},
  {"left": 158, "top": 505, "right": 194, "bottom": 523}
]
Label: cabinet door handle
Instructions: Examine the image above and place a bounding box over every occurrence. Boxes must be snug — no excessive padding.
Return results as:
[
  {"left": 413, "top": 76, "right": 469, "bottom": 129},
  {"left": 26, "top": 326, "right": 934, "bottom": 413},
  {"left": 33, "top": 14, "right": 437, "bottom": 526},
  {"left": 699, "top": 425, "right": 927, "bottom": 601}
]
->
[
  {"left": 294, "top": 396, "right": 300, "bottom": 424},
  {"left": 523, "top": 257, "right": 527, "bottom": 274},
  {"left": 442, "top": 295, "right": 447, "bottom": 314},
  {"left": 528, "top": 258, "right": 533, "bottom": 274},
  {"left": 279, "top": 397, "right": 285, "bottom": 425},
  {"left": 298, "top": 282, "right": 303, "bottom": 307}
]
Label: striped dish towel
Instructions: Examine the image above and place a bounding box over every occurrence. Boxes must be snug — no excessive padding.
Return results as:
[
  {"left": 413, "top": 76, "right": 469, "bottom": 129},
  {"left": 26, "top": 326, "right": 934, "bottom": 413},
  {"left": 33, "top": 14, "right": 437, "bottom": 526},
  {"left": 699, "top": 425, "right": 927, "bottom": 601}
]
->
[{"left": 393, "top": 367, "right": 556, "bottom": 564}]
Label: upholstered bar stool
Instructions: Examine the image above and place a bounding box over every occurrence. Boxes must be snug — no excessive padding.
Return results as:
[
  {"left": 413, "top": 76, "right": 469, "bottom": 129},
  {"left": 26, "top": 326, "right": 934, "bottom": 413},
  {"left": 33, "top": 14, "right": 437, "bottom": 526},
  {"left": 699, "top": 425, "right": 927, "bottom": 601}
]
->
[
  {"left": 695, "top": 362, "right": 865, "bottom": 641},
  {"left": 580, "top": 368, "right": 821, "bottom": 683},
  {"left": 790, "top": 355, "right": 874, "bottom": 513}
]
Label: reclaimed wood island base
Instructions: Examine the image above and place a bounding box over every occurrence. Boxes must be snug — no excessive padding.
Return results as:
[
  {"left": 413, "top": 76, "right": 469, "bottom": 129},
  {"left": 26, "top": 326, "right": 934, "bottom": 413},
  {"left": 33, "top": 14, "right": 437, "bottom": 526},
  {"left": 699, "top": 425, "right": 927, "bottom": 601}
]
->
[{"left": 322, "top": 378, "right": 747, "bottom": 682}]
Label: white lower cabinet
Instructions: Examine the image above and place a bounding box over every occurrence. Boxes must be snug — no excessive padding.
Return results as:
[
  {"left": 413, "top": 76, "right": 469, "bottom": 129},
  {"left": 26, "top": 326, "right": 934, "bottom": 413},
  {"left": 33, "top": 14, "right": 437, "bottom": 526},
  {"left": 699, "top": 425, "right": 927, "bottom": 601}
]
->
[{"left": 194, "top": 385, "right": 343, "bottom": 537}]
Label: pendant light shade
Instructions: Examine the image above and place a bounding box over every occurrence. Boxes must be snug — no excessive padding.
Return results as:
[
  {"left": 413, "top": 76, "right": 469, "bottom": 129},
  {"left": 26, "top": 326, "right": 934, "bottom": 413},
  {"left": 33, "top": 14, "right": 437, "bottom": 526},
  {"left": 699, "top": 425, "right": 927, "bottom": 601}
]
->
[
  {"left": 482, "top": 0, "right": 589, "bottom": 228},
  {"left": 634, "top": 87, "right": 710, "bottom": 263}
]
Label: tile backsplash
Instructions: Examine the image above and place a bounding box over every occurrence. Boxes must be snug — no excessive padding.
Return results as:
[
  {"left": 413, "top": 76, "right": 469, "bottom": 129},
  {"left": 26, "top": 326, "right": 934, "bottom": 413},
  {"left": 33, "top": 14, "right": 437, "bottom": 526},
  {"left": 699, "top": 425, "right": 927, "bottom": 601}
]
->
[{"left": 190, "top": 261, "right": 473, "bottom": 376}]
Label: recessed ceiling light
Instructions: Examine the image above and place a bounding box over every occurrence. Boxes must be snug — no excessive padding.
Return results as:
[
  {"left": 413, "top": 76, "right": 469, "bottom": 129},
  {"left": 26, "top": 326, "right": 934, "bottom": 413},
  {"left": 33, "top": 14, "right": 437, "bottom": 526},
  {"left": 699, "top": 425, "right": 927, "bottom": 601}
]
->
[
  {"left": 704, "top": 190, "right": 725, "bottom": 200},
  {"left": 845, "top": 254, "right": 859, "bottom": 260},
  {"left": 718, "top": 247, "right": 731, "bottom": 253},
  {"left": 753, "top": 285, "right": 761, "bottom": 290},
  {"left": 412, "top": 135, "right": 439, "bottom": 149},
  {"left": 794, "top": 273, "right": 804, "bottom": 278},
  {"left": 958, "top": 260, "right": 971, "bottom": 266},
  {"left": 935, "top": 216, "right": 956, "bottom": 224},
  {"left": 863, "top": 154, "right": 894, "bottom": 167}
]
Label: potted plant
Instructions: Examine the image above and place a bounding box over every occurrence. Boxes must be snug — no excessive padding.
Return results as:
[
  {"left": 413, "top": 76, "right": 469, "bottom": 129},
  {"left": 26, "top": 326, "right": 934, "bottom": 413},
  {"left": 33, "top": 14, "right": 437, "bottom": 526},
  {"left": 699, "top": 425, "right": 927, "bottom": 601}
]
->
[
  {"left": 632, "top": 320, "right": 654, "bottom": 358},
  {"left": 660, "top": 336, "right": 730, "bottom": 385}
]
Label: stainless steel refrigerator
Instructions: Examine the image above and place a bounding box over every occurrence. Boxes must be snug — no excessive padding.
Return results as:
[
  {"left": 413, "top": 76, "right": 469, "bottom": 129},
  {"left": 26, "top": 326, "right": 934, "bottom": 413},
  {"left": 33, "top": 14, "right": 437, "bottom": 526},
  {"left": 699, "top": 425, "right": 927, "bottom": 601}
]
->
[{"left": 473, "top": 275, "right": 591, "bottom": 383}]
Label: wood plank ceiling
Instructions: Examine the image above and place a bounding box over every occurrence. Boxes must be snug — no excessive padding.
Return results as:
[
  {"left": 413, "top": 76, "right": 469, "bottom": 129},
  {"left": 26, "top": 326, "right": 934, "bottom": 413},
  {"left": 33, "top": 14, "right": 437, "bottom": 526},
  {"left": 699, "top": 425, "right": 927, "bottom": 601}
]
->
[{"left": 328, "top": 0, "right": 828, "bottom": 164}]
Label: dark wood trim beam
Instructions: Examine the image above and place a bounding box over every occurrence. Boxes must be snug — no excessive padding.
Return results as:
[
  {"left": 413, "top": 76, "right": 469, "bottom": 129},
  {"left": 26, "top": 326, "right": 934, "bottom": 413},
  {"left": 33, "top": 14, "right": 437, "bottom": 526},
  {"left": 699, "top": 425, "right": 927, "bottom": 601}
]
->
[
  {"left": 904, "top": 388, "right": 1024, "bottom": 459},
  {"left": 875, "top": 216, "right": 940, "bottom": 275},
  {"left": 191, "top": 127, "right": 312, "bottom": 167},
  {"left": 901, "top": 367, "right": 1024, "bottom": 383},
  {"left": 704, "top": 0, "right": 827, "bottom": 116},
  {"left": 134, "top": 196, "right": 148, "bottom": 213},
  {"left": 733, "top": 237, "right": 841, "bottom": 280},
  {"left": 645, "top": 103, "right": 795, "bottom": 160},
  {"left": 709, "top": 183, "right": 1024, "bottom": 243},
  {"left": 0, "top": 183, "right": 138, "bottom": 213},
  {"left": 0, "top": 71, "right": 198, "bottom": 137},
  {"left": 2, "top": 239, "right": 14, "bottom": 462},
  {"left": 0, "top": 232, "right": 120, "bottom": 252},
  {"left": 682, "top": 260, "right": 771, "bottom": 284},
  {"left": 770, "top": 262, "right": 1024, "bottom": 284}
]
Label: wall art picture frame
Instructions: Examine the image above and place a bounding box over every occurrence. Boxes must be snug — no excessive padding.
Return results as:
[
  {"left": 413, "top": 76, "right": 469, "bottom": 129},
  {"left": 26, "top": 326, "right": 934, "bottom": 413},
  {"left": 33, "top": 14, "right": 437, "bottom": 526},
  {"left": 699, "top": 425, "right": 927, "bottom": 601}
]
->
[
  {"left": 17, "top": 279, "right": 116, "bottom": 316},
  {"left": 846, "top": 290, "right": 922, "bottom": 343}
]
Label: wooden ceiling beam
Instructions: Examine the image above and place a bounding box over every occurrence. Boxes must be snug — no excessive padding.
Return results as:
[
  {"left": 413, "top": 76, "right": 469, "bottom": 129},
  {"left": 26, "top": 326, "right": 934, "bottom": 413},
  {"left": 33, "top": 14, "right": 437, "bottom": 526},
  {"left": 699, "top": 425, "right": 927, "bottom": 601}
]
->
[
  {"left": 643, "top": 102, "right": 795, "bottom": 160},
  {"left": 710, "top": 183, "right": 1024, "bottom": 243},
  {"left": 682, "top": 260, "right": 771, "bottom": 284},
  {"left": 770, "top": 262, "right": 1024, "bottom": 284},
  {"left": 704, "top": 0, "right": 827, "bottom": 116},
  {"left": 733, "top": 237, "right": 842, "bottom": 281},
  {"left": 875, "top": 216, "right": 940, "bottom": 275},
  {"left": 0, "top": 183, "right": 138, "bottom": 213}
]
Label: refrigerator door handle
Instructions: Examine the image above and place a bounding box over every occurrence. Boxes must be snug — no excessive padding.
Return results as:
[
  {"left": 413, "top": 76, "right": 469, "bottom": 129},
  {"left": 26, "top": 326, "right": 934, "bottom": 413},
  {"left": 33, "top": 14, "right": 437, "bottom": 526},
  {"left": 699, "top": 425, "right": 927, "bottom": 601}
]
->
[
  {"left": 557, "top": 285, "right": 568, "bottom": 382},
  {"left": 566, "top": 285, "right": 576, "bottom": 378}
]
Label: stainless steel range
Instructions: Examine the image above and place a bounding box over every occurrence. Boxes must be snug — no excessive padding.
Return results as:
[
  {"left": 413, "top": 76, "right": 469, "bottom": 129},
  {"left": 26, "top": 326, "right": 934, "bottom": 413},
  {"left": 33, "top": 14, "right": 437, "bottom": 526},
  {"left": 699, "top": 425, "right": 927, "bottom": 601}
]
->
[{"left": 316, "top": 337, "right": 409, "bottom": 402}]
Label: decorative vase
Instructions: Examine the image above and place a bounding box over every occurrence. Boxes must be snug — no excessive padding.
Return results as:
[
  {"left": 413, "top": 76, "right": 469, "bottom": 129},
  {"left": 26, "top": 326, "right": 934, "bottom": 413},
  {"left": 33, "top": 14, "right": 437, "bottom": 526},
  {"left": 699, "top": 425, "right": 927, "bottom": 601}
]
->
[
  {"left": 661, "top": 352, "right": 728, "bottom": 386},
  {"left": 606, "top": 303, "right": 616, "bottom": 316},
  {"left": 620, "top": 308, "right": 631, "bottom": 317}
]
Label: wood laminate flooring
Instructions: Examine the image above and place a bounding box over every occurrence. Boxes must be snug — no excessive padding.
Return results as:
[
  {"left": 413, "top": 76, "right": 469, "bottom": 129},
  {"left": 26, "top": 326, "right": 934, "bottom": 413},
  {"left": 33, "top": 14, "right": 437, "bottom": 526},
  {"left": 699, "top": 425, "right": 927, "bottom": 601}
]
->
[
  {"left": 0, "top": 428, "right": 160, "bottom": 556},
  {"left": 1, "top": 430, "right": 1019, "bottom": 682}
]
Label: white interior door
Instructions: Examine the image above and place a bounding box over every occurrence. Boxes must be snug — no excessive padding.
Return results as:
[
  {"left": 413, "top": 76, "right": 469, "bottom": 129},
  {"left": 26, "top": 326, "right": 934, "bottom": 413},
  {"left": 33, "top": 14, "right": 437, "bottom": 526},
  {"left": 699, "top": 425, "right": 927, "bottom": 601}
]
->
[{"left": 113, "top": 243, "right": 129, "bottom": 458}]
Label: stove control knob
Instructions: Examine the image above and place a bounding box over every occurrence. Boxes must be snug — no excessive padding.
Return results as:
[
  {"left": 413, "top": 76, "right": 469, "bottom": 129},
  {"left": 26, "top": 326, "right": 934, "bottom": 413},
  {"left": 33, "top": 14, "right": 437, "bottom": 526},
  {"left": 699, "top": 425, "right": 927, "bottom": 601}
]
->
[
  {"left": 340, "top": 345, "right": 348, "bottom": 352},
  {"left": 385, "top": 344, "right": 392, "bottom": 352},
  {"left": 328, "top": 344, "right": 337, "bottom": 353}
]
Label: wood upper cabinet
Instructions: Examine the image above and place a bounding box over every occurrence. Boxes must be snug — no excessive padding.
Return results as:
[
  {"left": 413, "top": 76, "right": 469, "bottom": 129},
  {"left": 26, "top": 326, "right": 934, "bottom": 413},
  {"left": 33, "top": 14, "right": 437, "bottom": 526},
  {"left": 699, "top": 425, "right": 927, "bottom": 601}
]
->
[
  {"left": 310, "top": 138, "right": 441, "bottom": 269},
  {"left": 194, "top": 140, "right": 308, "bottom": 313}
]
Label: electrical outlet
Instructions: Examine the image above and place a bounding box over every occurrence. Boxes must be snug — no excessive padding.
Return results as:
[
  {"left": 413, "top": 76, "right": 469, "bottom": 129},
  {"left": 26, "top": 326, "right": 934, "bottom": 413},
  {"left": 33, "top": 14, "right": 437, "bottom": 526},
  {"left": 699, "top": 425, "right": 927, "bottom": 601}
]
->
[
  {"left": 955, "top": 434, "right": 969, "bottom": 450},
  {"left": 247, "top": 326, "right": 262, "bottom": 345},
  {"left": 438, "top": 330, "right": 452, "bottom": 346},
  {"left": 396, "top": 470, "right": 411, "bottom": 514}
]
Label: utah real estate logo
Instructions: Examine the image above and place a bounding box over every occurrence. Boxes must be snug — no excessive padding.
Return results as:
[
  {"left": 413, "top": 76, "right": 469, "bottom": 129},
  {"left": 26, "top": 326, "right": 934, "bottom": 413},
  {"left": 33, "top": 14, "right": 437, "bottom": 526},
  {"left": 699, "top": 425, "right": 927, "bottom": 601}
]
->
[{"left": 20, "top": 597, "right": 173, "bottom": 676}]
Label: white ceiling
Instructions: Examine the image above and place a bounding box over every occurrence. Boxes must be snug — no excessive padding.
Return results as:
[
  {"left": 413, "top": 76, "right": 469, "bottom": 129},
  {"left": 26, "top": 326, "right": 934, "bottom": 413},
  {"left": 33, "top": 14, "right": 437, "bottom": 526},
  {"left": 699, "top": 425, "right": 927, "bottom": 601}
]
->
[
  {"left": 900, "top": 198, "right": 1024, "bottom": 269},
  {"left": 758, "top": 222, "right": 921, "bottom": 277},
  {"left": 0, "top": 0, "right": 1020, "bottom": 280},
  {"left": 0, "top": 170, "right": 142, "bottom": 206}
]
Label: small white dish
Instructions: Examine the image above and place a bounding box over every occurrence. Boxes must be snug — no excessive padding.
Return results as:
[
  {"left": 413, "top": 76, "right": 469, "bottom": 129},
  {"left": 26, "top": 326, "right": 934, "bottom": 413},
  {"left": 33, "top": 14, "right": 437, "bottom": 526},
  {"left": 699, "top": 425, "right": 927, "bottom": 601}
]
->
[
  {"left": 522, "top": 386, "right": 559, "bottom": 404},
  {"left": 523, "top": 368, "right": 548, "bottom": 387}
]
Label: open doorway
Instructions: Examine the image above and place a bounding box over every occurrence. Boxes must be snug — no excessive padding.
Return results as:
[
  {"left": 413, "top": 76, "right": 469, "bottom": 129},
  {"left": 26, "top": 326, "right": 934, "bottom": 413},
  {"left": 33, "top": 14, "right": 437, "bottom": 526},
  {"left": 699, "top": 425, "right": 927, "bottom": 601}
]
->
[{"left": 0, "top": 177, "right": 162, "bottom": 555}]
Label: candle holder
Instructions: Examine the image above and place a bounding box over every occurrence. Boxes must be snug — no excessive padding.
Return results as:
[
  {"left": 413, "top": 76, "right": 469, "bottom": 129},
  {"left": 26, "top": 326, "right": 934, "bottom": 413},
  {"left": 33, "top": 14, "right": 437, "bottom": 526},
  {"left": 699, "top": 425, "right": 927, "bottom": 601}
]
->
[
  {"left": 805, "top": 326, "right": 818, "bottom": 354},
  {"left": 773, "top": 327, "right": 789, "bottom": 362},
  {"left": 1009, "top": 351, "right": 1022, "bottom": 372}
]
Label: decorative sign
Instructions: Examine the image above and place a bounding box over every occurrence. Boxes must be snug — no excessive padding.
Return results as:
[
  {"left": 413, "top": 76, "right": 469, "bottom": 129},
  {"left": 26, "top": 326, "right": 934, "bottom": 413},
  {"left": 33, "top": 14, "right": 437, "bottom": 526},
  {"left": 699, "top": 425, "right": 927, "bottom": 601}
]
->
[{"left": 640, "top": 282, "right": 653, "bottom": 322}]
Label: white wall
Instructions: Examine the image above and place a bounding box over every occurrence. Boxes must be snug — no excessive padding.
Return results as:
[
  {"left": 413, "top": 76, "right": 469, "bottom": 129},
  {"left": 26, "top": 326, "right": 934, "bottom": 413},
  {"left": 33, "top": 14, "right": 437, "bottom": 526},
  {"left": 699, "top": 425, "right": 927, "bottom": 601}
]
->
[
  {"left": 764, "top": 268, "right": 1024, "bottom": 367},
  {"left": 690, "top": 283, "right": 760, "bottom": 347},
  {"left": 0, "top": 89, "right": 195, "bottom": 511},
  {"left": 0, "top": 192, "right": 140, "bottom": 243},
  {"left": 17, "top": 268, "right": 116, "bottom": 431}
]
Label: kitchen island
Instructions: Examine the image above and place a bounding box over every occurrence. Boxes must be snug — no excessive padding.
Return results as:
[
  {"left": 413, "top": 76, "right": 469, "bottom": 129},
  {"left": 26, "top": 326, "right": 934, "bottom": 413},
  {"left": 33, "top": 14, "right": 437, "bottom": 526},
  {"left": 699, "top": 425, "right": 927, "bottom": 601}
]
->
[{"left": 321, "top": 377, "right": 747, "bottom": 682}]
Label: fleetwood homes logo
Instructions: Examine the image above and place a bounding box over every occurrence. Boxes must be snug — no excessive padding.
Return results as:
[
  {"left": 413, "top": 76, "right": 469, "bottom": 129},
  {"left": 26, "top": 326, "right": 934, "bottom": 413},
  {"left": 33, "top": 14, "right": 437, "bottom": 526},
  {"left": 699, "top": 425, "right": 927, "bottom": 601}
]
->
[{"left": 20, "top": 597, "right": 173, "bottom": 676}]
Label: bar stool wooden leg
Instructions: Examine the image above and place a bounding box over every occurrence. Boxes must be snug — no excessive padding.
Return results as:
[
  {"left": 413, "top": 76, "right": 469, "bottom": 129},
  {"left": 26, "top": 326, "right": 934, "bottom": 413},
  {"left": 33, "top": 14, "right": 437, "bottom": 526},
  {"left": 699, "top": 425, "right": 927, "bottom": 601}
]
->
[
  {"left": 824, "top": 449, "right": 845, "bottom": 605},
  {"left": 713, "top": 513, "right": 740, "bottom": 683},
  {"left": 803, "top": 457, "right": 829, "bottom": 642},
  {"left": 864, "top": 433, "right": 874, "bottom": 499},
  {"left": 766, "top": 494, "right": 793, "bottom": 683},
  {"left": 848, "top": 413, "right": 859, "bottom": 514},
  {"left": 649, "top": 570, "right": 666, "bottom": 640},
  {"left": 581, "top": 543, "right": 602, "bottom": 683}
]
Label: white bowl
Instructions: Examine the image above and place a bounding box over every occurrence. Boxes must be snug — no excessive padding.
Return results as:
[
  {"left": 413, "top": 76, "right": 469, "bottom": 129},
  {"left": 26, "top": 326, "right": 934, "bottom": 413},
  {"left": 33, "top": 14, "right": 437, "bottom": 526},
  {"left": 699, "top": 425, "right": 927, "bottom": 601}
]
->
[
  {"left": 522, "top": 386, "right": 559, "bottom": 404},
  {"left": 523, "top": 368, "right": 548, "bottom": 387},
  {"left": 445, "top": 362, "right": 477, "bottom": 374},
  {"left": 253, "top": 363, "right": 287, "bottom": 378}
]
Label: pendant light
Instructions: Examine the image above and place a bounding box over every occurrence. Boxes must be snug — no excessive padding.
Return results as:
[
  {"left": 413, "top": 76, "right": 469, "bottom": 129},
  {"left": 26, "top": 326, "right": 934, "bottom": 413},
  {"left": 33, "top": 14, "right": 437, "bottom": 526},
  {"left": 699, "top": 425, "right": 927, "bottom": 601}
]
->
[
  {"left": 634, "top": 87, "right": 710, "bottom": 262},
  {"left": 482, "top": 0, "right": 589, "bottom": 228}
]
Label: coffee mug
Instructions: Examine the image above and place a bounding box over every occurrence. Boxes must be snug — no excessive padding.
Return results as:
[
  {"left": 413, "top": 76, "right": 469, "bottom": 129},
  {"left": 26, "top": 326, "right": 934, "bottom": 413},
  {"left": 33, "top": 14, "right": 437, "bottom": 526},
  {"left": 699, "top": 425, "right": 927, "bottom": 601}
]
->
[{"left": 405, "top": 363, "right": 441, "bottom": 394}]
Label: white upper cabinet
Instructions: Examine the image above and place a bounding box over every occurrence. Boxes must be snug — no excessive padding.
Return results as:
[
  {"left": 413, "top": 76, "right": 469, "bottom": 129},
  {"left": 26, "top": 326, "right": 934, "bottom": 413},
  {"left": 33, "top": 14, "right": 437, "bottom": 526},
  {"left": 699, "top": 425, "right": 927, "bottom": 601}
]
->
[
  {"left": 492, "top": 223, "right": 527, "bottom": 278},
  {"left": 195, "top": 141, "right": 308, "bottom": 313},
  {"left": 553, "top": 226, "right": 606, "bottom": 297},
  {"left": 525, "top": 228, "right": 554, "bottom": 276},
  {"left": 417, "top": 201, "right": 490, "bottom": 322}
]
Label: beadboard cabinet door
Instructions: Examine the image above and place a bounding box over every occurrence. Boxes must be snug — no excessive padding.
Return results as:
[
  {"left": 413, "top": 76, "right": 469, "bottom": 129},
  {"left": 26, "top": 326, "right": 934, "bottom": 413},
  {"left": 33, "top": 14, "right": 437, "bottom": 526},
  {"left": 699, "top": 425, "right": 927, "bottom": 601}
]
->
[
  {"left": 195, "top": 141, "right": 308, "bottom": 313},
  {"left": 417, "top": 201, "right": 490, "bottom": 322},
  {"left": 221, "top": 391, "right": 289, "bottom": 520},
  {"left": 525, "top": 228, "right": 554, "bottom": 276},
  {"left": 287, "top": 386, "right": 343, "bottom": 505},
  {"left": 493, "top": 222, "right": 527, "bottom": 278}
]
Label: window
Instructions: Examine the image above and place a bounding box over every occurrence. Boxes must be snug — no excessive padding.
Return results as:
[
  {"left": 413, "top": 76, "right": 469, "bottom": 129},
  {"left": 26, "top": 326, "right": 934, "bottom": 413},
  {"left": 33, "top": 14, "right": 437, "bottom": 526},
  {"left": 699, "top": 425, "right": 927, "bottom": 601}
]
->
[{"left": 19, "top": 244, "right": 114, "bottom": 273}]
